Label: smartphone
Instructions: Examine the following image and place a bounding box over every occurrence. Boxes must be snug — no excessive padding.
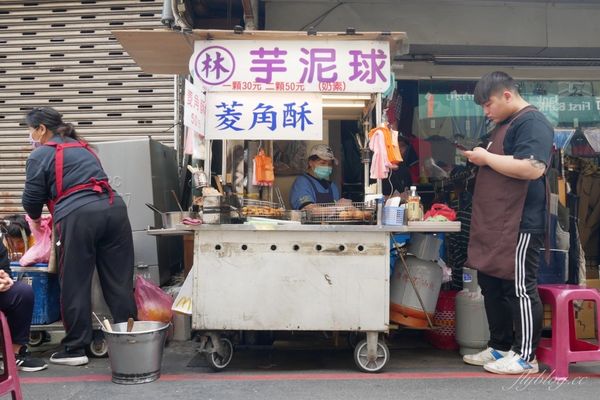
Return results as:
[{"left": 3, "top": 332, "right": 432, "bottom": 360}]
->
[{"left": 453, "top": 142, "right": 468, "bottom": 151}]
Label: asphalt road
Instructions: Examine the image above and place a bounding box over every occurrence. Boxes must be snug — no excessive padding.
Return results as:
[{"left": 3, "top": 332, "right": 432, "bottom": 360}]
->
[{"left": 19, "top": 330, "right": 600, "bottom": 400}]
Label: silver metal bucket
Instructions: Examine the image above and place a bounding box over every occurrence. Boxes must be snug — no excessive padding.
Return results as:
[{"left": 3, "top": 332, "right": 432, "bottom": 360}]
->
[{"left": 104, "top": 321, "right": 169, "bottom": 384}]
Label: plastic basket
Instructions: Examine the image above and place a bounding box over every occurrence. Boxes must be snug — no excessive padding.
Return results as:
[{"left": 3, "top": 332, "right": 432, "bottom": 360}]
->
[{"left": 383, "top": 206, "right": 405, "bottom": 225}]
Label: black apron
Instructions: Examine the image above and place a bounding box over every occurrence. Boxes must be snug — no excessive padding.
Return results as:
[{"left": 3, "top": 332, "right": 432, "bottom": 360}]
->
[
  {"left": 305, "top": 173, "right": 335, "bottom": 204},
  {"left": 466, "top": 106, "right": 536, "bottom": 280}
]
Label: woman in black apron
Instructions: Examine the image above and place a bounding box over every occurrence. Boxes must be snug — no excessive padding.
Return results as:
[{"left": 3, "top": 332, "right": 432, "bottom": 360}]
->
[{"left": 289, "top": 144, "right": 343, "bottom": 211}]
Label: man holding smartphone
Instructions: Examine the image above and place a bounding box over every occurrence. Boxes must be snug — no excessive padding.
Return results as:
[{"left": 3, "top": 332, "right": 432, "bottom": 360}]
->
[{"left": 462, "top": 71, "right": 553, "bottom": 375}]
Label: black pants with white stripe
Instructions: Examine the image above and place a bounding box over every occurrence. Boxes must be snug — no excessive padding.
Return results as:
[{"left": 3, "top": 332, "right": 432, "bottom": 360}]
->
[{"left": 478, "top": 233, "right": 544, "bottom": 362}]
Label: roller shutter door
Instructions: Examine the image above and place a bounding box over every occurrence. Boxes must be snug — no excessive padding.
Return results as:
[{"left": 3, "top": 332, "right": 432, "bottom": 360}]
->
[{"left": 0, "top": 0, "right": 175, "bottom": 214}]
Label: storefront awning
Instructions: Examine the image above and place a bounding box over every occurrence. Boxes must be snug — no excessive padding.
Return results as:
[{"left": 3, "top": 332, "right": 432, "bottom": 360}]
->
[{"left": 112, "top": 29, "right": 408, "bottom": 75}]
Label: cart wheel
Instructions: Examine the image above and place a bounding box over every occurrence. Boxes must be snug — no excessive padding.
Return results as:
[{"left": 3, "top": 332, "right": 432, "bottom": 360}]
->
[
  {"left": 353, "top": 339, "right": 389, "bottom": 373},
  {"left": 87, "top": 333, "right": 109, "bottom": 358},
  {"left": 29, "top": 331, "right": 45, "bottom": 347},
  {"left": 206, "top": 337, "right": 234, "bottom": 371}
]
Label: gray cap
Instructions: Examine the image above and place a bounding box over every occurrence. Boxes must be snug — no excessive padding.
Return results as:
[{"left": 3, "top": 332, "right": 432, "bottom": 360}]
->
[{"left": 309, "top": 144, "right": 338, "bottom": 165}]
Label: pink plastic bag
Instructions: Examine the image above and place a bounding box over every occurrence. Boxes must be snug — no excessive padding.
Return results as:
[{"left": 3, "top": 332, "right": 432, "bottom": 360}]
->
[
  {"left": 19, "top": 215, "right": 52, "bottom": 266},
  {"left": 134, "top": 276, "right": 173, "bottom": 323}
]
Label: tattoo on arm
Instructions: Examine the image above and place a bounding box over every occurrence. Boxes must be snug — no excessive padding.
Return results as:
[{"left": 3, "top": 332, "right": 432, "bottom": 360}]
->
[{"left": 528, "top": 159, "right": 546, "bottom": 171}]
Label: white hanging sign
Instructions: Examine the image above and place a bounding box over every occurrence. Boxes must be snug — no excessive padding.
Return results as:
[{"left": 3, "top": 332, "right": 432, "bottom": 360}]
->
[
  {"left": 189, "top": 40, "right": 390, "bottom": 93},
  {"left": 183, "top": 79, "right": 206, "bottom": 133},
  {"left": 205, "top": 92, "right": 323, "bottom": 140},
  {"left": 183, "top": 80, "right": 207, "bottom": 159}
]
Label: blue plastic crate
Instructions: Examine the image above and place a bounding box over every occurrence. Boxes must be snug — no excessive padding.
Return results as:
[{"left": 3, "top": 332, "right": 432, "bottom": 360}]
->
[{"left": 10, "top": 262, "right": 61, "bottom": 325}]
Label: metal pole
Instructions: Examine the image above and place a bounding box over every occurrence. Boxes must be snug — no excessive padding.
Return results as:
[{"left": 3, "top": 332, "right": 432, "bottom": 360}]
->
[
  {"left": 375, "top": 92, "right": 382, "bottom": 195},
  {"left": 221, "top": 140, "right": 227, "bottom": 189},
  {"left": 363, "top": 120, "right": 370, "bottom": 197}
]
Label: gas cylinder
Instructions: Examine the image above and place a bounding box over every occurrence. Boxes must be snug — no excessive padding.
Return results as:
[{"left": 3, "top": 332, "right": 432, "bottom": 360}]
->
[
  {"left": 390, "top": 255, "right": 442, "bottom": 328},
  {"left": 455, "top": 267, "right": 490, "bottom": 355}
]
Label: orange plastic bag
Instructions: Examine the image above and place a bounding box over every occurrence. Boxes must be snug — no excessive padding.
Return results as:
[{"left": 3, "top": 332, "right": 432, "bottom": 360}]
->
[
  {"left": 253, "top": 149, "right": 274, "bottom": 186},
  {"left": 134, "top": 276, "right": 173, "bottom": 323}
]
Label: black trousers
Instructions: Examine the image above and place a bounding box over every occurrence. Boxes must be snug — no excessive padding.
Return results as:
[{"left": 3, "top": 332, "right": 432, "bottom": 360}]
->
[
  {"left": 0, "top": 281, "right": 34, "bottom": 346},
  {"left": 55, "top": 197, "right": 137, "bottom": 350},
  {"left": 478, "top": 233, "right": 544, "bottom": 362}
]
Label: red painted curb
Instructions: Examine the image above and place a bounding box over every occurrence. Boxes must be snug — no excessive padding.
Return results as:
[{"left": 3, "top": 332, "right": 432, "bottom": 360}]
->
[{"left": 21, "top": 371, "right": 600, "bottom": 384}]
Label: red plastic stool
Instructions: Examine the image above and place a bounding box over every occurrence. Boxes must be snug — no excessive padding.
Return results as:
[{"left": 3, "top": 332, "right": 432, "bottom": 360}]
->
[
  {"left": 536, "top": 284, "right": 600, "bottom": 381},
  {"left": 0, "top": 311, "right": 23, "bottom": 399}
]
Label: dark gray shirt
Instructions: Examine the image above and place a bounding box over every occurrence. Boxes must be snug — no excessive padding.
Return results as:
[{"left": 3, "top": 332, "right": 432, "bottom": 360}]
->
[{"left": 22, "top": 136, "right": 112, "bottom": 222}]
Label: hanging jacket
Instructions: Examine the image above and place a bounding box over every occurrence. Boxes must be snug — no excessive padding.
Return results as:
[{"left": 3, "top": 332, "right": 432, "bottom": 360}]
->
[{"left": 369, "top": 128, "right": 393, "bottom": 179}]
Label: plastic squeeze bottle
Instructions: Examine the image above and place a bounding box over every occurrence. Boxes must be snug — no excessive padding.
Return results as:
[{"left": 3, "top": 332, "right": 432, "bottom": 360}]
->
[{"left": 406, "top": 185, "right": 423, "bottom": 221}]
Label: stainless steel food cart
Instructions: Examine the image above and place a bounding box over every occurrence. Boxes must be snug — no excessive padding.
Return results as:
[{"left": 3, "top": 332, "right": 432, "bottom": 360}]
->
[{"left": 152, "top": 221, "right": 459, "bottom": 372}]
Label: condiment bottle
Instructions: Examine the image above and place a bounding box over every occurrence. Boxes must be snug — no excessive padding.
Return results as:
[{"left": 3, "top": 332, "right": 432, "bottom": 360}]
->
[{"left": 406, "top": 185, "right": 423, "bottom": 221}]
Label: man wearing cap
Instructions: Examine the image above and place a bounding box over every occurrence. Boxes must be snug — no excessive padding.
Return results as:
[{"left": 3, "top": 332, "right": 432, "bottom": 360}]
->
[{"left": 290, "top": 144, "right": 341, "bottom": 210}]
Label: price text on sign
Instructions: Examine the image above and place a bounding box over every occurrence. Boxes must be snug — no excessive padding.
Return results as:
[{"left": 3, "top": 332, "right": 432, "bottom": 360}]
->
[
  {"left": 190, "top": 40, "right": 391, "bottom": 93},
  {"left": 183, "top": 80, "right": 206, "bottom": 133}
]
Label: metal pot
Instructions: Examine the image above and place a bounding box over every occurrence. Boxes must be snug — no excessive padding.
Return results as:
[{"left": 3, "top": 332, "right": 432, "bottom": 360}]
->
[{"left": 145, "top": 203, "right": 198, "bottom": 229}]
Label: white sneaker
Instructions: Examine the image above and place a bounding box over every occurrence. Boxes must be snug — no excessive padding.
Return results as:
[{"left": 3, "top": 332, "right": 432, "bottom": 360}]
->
[
  {"left": 483, "top": 351, "right": 539, "bottom": 375},
  {"left": 463, "top": 347, "right": 509, "bottom": 366}
]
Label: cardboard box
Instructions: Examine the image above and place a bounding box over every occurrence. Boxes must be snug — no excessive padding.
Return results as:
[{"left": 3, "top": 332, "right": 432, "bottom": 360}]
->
[
  {"left": 575, "top": 279, "right": 599, "bottom": 339},
  {"left": 543, "top": 303, "right": 552, "bottom": 330},
  {"left": 183, "top": 235, "right": 194, "bottom": 278}
]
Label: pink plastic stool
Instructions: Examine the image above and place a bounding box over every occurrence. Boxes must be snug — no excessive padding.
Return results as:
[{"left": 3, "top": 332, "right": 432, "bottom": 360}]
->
[
  {"left": 0, "top": 311, "right": 23, "bottom": 400},
  {"left": 537, "top": 284, "right": 600, "bottom": 381}
]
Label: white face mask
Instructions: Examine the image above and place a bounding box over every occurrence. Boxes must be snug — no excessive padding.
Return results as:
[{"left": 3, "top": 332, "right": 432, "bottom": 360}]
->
[{"left": 28, "top": 128, "right": 42, "bottom": 149}]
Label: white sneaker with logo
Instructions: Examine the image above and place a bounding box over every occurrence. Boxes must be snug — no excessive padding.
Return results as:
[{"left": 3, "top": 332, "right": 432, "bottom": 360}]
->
[
  {"left": 483, "top": 351, "right": 539, "bottom": 375},
  {"left": 463, "top": 347, "right": 509, "bottom": 366}
]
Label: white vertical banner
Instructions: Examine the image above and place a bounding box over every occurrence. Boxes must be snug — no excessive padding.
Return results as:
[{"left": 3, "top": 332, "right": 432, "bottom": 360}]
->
[
  {"left": 183, "top": 80, "right": 206, "bottom": 159},
  {"left": 205, "top": 92, "right": 323, "bottom": 140}
]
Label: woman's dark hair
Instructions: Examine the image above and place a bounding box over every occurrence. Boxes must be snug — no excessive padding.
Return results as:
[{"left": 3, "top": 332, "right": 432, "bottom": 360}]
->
[
  {"left": 308, "top": 155, "right": 320, "bottom": 162},
  {"left": 473, "top": 71, "right": 520, "bottom": 105},
  {"left": 25, "top": 107, "right": 85, "bottom": 142}
]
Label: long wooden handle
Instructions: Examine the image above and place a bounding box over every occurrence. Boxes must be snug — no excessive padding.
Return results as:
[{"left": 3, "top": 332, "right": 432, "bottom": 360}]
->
[{"left": 102, "top": 319, "right": 113, "bottom": 333}]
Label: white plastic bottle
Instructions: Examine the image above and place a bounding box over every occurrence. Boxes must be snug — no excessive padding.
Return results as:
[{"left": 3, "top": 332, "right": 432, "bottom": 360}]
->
[{"left": 406, "top": 186, "right": 423, "bottom": 221}]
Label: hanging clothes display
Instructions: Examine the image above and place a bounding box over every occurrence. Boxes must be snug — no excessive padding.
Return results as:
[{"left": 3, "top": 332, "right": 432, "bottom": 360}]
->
[
  {"left": 368, "top": 127, "right": 393, "bottom": 179},
  {"left": 368, "top": 125, "right": 403, "bottom": 179},
  {"left": 577, "top": 166, "right": 600, "bottom": 264}
]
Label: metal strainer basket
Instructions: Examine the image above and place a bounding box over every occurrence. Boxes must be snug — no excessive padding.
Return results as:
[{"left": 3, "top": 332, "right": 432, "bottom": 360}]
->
[
  {"left": 304, "top": 201, "right": 376, "bottom": 224},
  {"left": 240, "top": 199, "right": 286, "bottom": 218}
]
